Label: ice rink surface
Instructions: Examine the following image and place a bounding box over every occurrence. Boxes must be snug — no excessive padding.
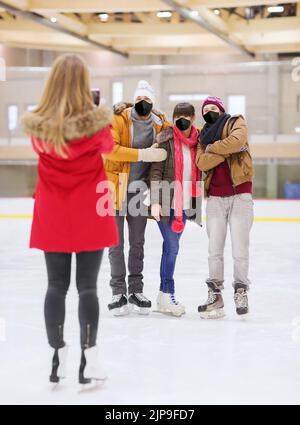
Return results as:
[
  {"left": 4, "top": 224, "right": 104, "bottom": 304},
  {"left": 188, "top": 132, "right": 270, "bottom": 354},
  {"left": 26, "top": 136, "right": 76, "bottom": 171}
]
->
[{"left": 0, "top": 198, "right": 300, "bottom": 405}]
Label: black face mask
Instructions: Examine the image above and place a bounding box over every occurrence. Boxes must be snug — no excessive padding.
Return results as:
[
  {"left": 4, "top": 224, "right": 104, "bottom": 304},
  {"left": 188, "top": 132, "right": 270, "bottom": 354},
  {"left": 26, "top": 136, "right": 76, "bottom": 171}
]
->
[
  {"left": 203, "top": 111, "right": 220, "bottom": 125},
  {"left": 175, "top": 118, "right": 191, "bottom": 131},
  {"left": 134, "top": 100, "right": 153, "bottom": 117}
]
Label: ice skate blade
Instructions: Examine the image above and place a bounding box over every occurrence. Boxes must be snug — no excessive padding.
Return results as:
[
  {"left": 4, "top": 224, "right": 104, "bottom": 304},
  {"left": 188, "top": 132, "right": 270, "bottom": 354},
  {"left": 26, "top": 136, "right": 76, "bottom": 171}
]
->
[
  {"left": 110, "top": 305, "right": 130, "bottom": 317},
  {"left": 169, "top": 311, "right": 184, "bottom": 317},
  {"left": 129, "top": 303, "right": 150, "bottom": 315},
  {"left": 49, "top": 377, "right": 65, "bottom": 391},
  {"left": 199, "top": 308, "right": 225, "bottom": 319},
  {"left": 50, "top": 382, "right": 59, "bottom": 391},
  {"left": 79, "top": 377, "right": 107, "bottom": 392},
  {"left": 80, "top": 376, "right": 107, "bottom": 384},
  {"left": 154, "top": 306, "right": 185, "bottom": 317}
]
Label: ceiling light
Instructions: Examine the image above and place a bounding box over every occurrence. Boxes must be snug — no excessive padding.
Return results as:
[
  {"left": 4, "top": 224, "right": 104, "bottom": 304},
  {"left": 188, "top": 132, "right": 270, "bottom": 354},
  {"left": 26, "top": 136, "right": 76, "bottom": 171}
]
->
[
  {"left": 99, "top": 13, "right": 109, "bottom": 22},
  {"left": 50, "top": 17, "right": 57, "bottom": 23},
  {"left": 245, "top": 7, "right": 252, "bottom": 19},
  {"left": 295, "top": 127, "right": 300, "bottom": 134},
  {"left": 214, "top": 9, "right": 220, "bottom": 15},
  {"left": 157, "top": 11, "right": 172, "bottom": 18},
  {"left": 267, "top": 6, "right": 284, "bottom": 13}
]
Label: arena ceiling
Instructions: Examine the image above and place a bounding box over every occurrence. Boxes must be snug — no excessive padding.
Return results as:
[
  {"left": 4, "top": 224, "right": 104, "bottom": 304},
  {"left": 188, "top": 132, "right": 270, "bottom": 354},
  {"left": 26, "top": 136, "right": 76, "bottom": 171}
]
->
[{"left": 0, "top": 0, "right": 299, "bottom": 57}]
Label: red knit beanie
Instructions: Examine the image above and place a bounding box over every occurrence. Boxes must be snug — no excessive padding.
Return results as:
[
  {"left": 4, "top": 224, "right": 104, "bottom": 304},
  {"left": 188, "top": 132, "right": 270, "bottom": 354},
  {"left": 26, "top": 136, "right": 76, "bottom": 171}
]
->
[{"left": 202, "top": 96, "right": 225, "bottom": 114}]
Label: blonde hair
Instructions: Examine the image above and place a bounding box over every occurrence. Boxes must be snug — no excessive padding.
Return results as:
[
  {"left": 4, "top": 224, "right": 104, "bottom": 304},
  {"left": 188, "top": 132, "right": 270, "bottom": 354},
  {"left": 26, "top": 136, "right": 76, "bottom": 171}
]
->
[{"left": 33, "top": 54, "right": 94, "bottom": 157}]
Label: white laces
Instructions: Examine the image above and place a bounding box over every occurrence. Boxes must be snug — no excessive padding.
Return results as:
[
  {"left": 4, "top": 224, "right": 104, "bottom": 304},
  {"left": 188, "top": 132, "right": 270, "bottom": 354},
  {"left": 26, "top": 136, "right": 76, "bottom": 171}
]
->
[
  {"left": 112, "top": 294, "right": 124, "bottom": 303},
  {"left": 234, "top": 290, "right": 248, "bottom": 308},
  {"left": 170, "top": 294, "right": 179, "bottom": 305},
  {"left": 207, "top": 290, "right": 217, "bottom": 304},
  {"left": 135, "top": 293, "right": 149, "bottom": 302}
]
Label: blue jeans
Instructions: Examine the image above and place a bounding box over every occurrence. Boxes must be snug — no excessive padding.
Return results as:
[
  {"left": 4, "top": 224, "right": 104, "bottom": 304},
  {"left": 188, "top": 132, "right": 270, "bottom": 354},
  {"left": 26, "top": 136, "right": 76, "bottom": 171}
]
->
[{"left": 157, "top": 210, "right": 187, "bottom": 294}]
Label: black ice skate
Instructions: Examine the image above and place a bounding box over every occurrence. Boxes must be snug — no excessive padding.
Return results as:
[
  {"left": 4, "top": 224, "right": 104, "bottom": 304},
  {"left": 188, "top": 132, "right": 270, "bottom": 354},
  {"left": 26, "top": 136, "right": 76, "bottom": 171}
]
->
[
  {"left": 108, "top": 294, "right": 129, "bottom": 316},
  {"left": 49, "top": 345, "right": 68, "bottom": 384},
  {"left": 234, "top": 284, "right": 249, "bottom": 316},
  {"left": 198, "top": 282, "right": 225, "bottom": 319},
  {"left": 128, "top": 293, "right": 151, "bottom": 315},
  {"left": 79, "top": 346, "right": 107, "bottom": 386}
]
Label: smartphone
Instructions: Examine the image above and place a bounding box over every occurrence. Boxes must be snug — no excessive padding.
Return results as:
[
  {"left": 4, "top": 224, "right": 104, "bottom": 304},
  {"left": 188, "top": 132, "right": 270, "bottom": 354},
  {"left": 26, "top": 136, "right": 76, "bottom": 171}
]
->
[{"left": 91, "top": 88, "right": 100, "bottom": 106}]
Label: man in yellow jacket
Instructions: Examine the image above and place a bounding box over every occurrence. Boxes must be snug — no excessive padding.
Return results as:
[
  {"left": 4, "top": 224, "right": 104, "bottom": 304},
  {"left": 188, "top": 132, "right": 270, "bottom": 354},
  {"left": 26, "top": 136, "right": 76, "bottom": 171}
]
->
[{"left": 104, "top": 80, "right": 169, "bottom": 316}]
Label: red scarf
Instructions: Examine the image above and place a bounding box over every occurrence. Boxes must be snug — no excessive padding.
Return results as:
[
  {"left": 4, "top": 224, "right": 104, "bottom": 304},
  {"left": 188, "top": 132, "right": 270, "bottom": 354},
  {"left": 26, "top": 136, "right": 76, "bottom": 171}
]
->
[{"left": 172, "top": 125, "right": 201, "bottom": 234}]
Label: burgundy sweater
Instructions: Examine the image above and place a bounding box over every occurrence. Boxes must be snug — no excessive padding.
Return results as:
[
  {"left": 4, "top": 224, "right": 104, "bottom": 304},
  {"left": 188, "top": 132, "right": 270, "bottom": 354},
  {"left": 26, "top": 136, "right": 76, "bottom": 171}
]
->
[{"left": 208, "top": 161, "right": 252, "bottom": 197}]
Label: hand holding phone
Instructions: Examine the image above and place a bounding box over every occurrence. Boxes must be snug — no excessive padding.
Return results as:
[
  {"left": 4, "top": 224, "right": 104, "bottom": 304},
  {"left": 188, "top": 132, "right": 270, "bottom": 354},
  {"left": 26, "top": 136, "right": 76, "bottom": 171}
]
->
[{"left": 91, "top": 88, "right": 100, "bottom": 107}]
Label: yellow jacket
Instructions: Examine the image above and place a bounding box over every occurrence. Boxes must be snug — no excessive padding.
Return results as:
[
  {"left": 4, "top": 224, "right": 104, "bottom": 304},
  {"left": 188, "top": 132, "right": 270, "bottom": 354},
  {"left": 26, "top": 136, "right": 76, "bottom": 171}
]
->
[{"left": 104, "top": 106, "right": 170, "bottom": 210}]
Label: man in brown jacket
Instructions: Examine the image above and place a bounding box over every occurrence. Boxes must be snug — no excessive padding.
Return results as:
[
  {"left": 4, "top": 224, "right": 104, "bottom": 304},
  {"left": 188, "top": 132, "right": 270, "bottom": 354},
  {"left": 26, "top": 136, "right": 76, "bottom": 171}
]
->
[
  {"left": 104, "top": 80, "right": 169, "bottom": 316},
  {"left": 196, "top": 96, "right": 254, "bottom": 319}
]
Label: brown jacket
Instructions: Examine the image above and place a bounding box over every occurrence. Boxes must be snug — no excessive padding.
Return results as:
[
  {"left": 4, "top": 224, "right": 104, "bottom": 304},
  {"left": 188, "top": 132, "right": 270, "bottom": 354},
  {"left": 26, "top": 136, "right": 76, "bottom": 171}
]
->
[
  {"left": 104, "top": 103, "right": 169, "bottom": 210},
  {"left": 196, "top": 115, "right": 254, "bottom": 196},
  {"left": 150, "top": 127, "right": 202, "bottom": 226}
]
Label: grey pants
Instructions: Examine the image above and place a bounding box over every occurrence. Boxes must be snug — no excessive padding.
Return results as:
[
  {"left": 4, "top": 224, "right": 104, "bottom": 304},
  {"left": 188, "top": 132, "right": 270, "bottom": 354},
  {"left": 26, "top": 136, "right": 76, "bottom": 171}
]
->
[
  {"left": 108, "top": 194, "right": 148, "bottom": 296},
  {"left": 206, "top": 194, "right": 254, "bottom": 290}
]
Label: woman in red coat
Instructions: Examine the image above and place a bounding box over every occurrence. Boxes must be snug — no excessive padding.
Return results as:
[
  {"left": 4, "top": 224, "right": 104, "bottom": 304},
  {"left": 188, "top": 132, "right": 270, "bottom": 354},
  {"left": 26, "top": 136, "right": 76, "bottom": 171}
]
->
[{"left": 21, "top": 54, "right": 118, "bottom": 385}]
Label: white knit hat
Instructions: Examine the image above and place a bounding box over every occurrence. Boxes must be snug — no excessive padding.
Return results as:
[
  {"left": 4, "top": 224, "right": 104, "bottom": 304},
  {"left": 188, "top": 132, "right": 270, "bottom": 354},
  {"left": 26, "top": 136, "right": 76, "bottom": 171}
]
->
[{"left": 133, "top": 80, "right": 156, "bottom": 104}]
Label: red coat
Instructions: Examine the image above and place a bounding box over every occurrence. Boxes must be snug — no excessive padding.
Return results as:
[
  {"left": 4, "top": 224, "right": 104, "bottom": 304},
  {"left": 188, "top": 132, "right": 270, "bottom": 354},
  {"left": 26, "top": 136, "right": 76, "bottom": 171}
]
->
[{"left": 22, "top": 107, "right": 119, "bottom": 253}]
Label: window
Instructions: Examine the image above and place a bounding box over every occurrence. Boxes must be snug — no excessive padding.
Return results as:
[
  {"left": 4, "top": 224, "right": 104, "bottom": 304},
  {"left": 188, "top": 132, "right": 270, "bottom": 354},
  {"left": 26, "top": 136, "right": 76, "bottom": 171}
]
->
[
  {"left": 7, "top": 105, "right": 18, "bottom": 132},
  {"left": 112, "top": 81, "right": 123, "bottom": 105},
  {"left": 228, "top": 95, "right": 246, "bottom": 116},
  {"left": 26, "top": 104, "right": 37, "bottom": 112},
  {"left": 168, "top": 94, "right": 210, "bottom": 102}
]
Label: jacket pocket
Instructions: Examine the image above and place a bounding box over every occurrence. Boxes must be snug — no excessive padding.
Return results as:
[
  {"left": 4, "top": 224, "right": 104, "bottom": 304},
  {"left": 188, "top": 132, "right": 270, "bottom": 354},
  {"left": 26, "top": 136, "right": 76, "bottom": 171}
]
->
[
  {"left": 232, "top": 152, "right": 252, "bottom": 178},
  {"left": 243, "top": 151, "right": 252, "bottom": 173}
]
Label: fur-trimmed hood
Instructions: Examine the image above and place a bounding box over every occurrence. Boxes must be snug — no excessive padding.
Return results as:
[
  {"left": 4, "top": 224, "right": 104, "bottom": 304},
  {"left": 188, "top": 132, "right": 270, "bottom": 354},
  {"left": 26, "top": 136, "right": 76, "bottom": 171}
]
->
[
  {"left": 21, "top": 107, "right": 112, "bottom": 141},
  {"left": 156, "top": 126, "right": 173, "bottom": 145}
]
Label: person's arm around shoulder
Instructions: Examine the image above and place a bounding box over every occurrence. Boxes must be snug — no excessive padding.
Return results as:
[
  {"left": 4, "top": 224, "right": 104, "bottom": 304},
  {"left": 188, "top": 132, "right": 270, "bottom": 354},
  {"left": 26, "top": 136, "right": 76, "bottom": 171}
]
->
[
  {"left": 161, "top": 115, "right": 171, "bottom": 130},
  {"left": 107, "top": 112, "right": 167, "bottom": 163},
  {"left": 206, "top": 116, "right": 248, "bottom": 156}
]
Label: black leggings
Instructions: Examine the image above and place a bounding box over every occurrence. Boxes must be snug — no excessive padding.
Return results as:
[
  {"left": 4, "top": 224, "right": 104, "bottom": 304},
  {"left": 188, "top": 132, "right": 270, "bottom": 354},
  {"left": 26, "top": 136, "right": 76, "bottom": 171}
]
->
[{"left": 44, "top": 250, "right": 103, "bottom": 349}]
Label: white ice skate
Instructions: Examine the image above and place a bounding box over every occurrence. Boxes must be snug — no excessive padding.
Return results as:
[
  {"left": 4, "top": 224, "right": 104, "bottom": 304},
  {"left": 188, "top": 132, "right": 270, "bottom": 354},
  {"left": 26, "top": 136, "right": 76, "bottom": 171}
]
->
[
  {"left": 49, "top": 344, "right": 68, "bottom": 385},
  {"left": 79, "top": 345, "right": 107, "bottom": 386},
  {"left": 156, "top": 291, "right": 164, "bottom": 311},
  {"left": 159, "top": 293, "right": 185, "bottom": 317}
]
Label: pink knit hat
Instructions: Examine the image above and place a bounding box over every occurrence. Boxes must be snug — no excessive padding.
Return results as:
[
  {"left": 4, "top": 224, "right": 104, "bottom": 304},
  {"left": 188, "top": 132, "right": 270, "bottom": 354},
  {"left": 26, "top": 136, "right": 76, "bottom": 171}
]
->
[{"left": 202, "top": 96, "right": 225, "bottom": 114}]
